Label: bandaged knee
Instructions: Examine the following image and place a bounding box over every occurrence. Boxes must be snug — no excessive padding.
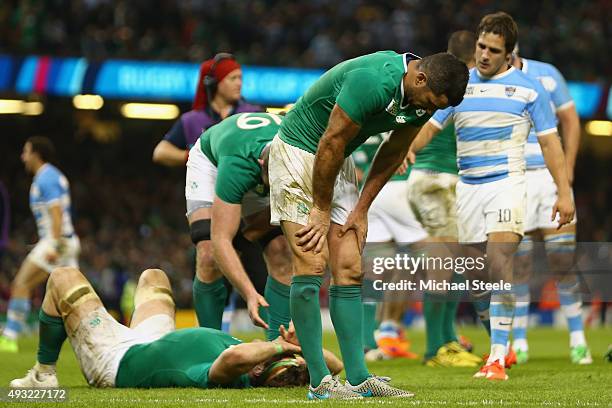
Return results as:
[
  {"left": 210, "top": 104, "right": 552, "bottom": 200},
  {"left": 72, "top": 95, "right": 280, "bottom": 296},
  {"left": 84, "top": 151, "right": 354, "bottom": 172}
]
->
[
  {"left": 58, "top": 285, "right": 99, "bottom": 319},
  {"left": 134, "top": 286, "right": 175, "bottom": 308}
]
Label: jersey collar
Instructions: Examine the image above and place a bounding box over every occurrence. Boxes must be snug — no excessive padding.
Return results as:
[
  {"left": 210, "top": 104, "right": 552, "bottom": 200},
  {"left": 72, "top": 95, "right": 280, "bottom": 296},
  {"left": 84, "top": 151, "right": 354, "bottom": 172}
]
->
[
  {"left": 520, "top": 58, "right": 529, "bottom": 73},
  {"left": 476, "top": 65, "right": 516, "bottom": 80},
  {"left": 400, "top": 53, "right": 421, "bottom": 109}
]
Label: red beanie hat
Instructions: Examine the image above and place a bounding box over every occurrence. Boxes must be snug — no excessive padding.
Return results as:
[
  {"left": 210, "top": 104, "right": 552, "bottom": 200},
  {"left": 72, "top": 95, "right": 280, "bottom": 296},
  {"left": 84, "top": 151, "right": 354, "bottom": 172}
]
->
[{"left": 193, "top": 56, "right": 241, "bottom": 110}]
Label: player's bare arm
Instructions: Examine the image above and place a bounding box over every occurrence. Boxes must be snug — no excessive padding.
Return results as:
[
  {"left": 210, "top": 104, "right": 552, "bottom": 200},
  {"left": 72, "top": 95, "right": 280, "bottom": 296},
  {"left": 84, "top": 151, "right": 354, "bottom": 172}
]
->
[
  {"left": 152, "top": 140, "right": 188, "bottom": 167},
  {"left": 407, "top": 121, "right": 442, "bottom": 164},
  {"left": 556, "top": 104, "right": 580, "bottom": 185},
  {"left": 295, "top": 104, "right": 361, "bottom": 254},
  {"left": 340, "top": 125, "right": 420, "bottom": 251},
  {"left": 537, "top": 132, "right": 575, "bottom": 227},
  {"left": 46, "top": 203, "right": 64, "bottom": 263},
  {"left": 211, "top": 195, "right": 269, "bottom": 329},
  {"left": 208, "top": 338, "right": 301, "bottom": 385}
]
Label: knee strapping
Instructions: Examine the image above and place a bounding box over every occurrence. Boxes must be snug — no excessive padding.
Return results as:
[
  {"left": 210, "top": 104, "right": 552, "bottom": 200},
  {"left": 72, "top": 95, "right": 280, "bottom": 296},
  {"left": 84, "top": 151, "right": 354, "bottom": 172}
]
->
[
  {"left": 134, "top": 286, "right": 174, "bottom": 308},
  {"left": 58, "top": 285, "right": 99, "bottom": 319},
  {"left": 190, "top": 219, "right": 211, "bottom": 244}
]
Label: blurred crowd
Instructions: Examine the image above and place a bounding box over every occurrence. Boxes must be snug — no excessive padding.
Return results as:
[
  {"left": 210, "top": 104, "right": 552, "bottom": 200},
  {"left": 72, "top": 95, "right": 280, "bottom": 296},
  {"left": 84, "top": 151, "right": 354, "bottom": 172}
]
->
[{"left": 0, "top": 0, "right": 609, "bottom": 81}]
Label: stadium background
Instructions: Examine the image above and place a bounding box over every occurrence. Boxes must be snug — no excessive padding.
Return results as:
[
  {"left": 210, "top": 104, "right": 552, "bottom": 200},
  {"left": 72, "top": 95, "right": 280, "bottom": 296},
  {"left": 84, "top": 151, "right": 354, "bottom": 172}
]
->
[{"left": 0, "top": 0, "right": 611, "bottom": 326}]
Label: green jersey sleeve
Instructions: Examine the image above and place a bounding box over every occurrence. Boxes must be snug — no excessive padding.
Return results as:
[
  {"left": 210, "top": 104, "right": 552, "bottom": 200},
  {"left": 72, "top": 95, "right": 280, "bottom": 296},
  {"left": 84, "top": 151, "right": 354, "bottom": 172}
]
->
[
  {"left": 215, "top": 157, "right": 260, "bottom": 204},
  {"left": 336, "top": 69, "right": 388, "bottom": 125}
]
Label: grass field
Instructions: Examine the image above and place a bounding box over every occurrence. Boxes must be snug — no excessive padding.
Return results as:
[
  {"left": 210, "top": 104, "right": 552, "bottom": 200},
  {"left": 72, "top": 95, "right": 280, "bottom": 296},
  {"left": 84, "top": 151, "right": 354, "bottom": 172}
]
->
[{"left": 1, "top": 327, "right": 611, "bottom": 407}]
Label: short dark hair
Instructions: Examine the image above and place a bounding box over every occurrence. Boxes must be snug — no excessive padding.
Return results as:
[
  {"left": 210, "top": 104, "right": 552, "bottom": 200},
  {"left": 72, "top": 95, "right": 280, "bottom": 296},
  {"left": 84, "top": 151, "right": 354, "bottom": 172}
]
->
[
  {"left": 419, "top": 53, "right": 469, "bottom": 107},
  {"left": 448, "top": 30, "right": 477, "bottom": 65},
  {"left": 26, "top": 136, "right": 56, "bottom": 163},
  {"left": 477, "top": 12, "right": 518, "bottom": 54}
]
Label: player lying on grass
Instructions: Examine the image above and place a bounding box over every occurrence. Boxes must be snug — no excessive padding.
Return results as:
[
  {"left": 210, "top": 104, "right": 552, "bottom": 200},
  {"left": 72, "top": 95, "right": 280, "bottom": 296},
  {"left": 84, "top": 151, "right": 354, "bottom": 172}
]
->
[{"left": 10, "top": 267, "right": 343, "bottom": 390}]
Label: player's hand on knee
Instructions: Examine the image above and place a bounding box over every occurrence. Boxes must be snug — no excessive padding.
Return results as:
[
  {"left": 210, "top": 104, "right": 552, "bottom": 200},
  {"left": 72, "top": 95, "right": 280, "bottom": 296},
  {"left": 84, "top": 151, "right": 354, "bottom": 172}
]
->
[
  {"left": 296, "top": 206, "right": 331, "bottom": 254},
  {"left": 552, "top": 194, "right": 575, "bottom": 229},
  {"left": 247, "top": 293, "right": 270, "bottom": 329},
  {"left": 339, "top": 210, "right": 368, "bottom": 254}
]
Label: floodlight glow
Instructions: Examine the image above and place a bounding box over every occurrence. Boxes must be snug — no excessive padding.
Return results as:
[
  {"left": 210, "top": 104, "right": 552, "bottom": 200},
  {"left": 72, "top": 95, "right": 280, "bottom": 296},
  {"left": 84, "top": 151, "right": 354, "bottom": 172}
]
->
[
  {"left": 120, "top": 103, "right": 179, "bottom": 120},
  {"left": 585, "top": 120, "right": 612, "bottom": 137},
  {"left": 73, "top": 94, "right": 104, "bottom": 110}
]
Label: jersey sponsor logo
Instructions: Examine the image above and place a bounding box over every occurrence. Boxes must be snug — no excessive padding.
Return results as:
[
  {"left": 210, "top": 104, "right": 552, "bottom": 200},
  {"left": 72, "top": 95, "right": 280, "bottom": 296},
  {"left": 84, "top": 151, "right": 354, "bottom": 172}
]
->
[
  {"left": 415, "top": 109, "right": 426, "bottom": 117},
  {"left": 89, "top": 316, "right": 102, "bottom": 328},
  {"left": 505, "top": 86, "right": 517, "bottom": 97},
  {"left": 479, "top": 88, "right": 490, "bottom": 93},
  {"left": 465, "top": 86, "right": 474, "bottom": 95},
  {"left": 297, "top": 201, "right": 310, "bottom": 216},
  {"left": 395, "top": 116, "right": 407, "bottom": 124},
  {"left": 386, "top": 99, "right": 399, "bottom": 115}
]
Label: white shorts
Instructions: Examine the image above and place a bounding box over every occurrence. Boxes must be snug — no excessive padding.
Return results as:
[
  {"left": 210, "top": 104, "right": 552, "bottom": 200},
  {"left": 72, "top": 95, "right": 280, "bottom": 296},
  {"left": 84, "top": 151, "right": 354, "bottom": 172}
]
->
[
  {"left": 407, "top": 169, "right": 459, "bottom": 239},
  {"left": 367, "top": 180, "right": 428, "bottom": 244},
  {"left": 525, "top": 168, "right": 576, "bottom": 232},
  {"left": 26, "top": 236, "right": 80, "bottom": 274},
  {"left": 456, "top": 176, "right": 526, "bottom": 243},
  {"left": 69, "top": 307, "right": 174, "bottom": 388},
  {"left": 269, "top": 135, "right": 359, "bottom": 226},
  {"left": 185, "top": 143, "right": 269, "bottom": 218}
]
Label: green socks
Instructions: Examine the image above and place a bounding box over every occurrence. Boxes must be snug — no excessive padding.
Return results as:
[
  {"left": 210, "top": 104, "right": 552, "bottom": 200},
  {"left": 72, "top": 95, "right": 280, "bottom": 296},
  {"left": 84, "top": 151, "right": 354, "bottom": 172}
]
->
[
  {"left": 362, "top": 302, "right": 378, "bottom": 350},
  {"left": 424, "top": 292, "right": 446, "bottom": 359},
  {"left": 291, "top": 276, "right": 329, "bottom": 387},
  {"left": 442, "top": 301, "right": 460, "bottom": 344},
  {"left": 193, "top": 277, "right": 227, "bottom": 330},
  {"left": 264, "top": 276, "right": 291, "bottom": 341},
  {"left": 330, "top": 285, "right": 369, "bottom": 386},
  {"left": 37, "top": 310, "right": 67, "bottom": 365}
]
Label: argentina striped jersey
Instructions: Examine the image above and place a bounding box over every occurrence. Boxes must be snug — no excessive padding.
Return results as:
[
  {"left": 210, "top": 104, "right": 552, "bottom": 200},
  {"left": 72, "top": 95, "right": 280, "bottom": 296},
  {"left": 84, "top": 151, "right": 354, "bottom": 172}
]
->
[
  {"left": 430, "top": 67, "right": 557, "bottom": 184},
  {"left": 520, "top": 58, "right": 573, "bottom": 170},
  {"left": 30, "top": 164, "right": 75, "bottom": 239}
]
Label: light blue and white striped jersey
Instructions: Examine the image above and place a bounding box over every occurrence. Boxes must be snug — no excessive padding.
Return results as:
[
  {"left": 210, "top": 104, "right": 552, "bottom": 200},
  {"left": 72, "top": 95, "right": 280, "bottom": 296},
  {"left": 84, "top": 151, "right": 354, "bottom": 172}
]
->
[
  {"left": 430, "top": 67, "right": 557, "bottom": 184},
  {"left": 520, "top": 58, "right": 573, "bottom": 169},
  {"left": 30, "top": 164, "right": 75, "bottom": 240}
]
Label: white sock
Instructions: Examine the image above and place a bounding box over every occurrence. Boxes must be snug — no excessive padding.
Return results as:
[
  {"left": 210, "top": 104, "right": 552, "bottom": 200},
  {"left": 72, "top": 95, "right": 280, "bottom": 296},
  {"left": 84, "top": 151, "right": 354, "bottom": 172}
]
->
[
  {"left": 488, "top": 344, "right": 506, "bottom": 366},
  {"left": 569, "top": 331, "right": 586, "bottom": 348},
  {"left": 513, "top": 338, "right": 529, "bottom": 352},
  {"left": 34, "top": 362, "right": 56, "bottom": 374}
]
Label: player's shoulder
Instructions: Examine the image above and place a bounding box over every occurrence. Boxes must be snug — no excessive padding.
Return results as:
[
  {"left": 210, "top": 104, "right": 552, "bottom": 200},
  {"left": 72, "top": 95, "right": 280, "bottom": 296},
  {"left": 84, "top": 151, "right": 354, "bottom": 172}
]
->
[
  {"left": 344, "top": 51, "right": 403, "bottom": 75},
  {"left": 523, "top": 58, "right": 561, "bottom": 77},
  {"left": 38, "top": 164, "right": 61, "bottom": 181},
  {"left": 37, "top": 164, "right": 68, "bottom": 188}
]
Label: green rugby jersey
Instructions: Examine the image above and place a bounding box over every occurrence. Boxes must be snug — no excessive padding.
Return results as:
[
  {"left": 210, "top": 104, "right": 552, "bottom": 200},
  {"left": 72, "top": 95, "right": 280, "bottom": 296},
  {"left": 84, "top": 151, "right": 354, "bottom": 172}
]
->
[
  {"left": 280, "top": 51, "right": 431, "bottom": 157},
  {"left": 352, "top": 133, "right": 410, "bottom": 187},
  {"left": 115, "top": 328, "right": 250, "bottom": 389},
  {"left": 412, "top": 124, "right": 458, "bottom": 174},
  {"left": 199, "top": 112, "right": 281, "bottom": 204}
]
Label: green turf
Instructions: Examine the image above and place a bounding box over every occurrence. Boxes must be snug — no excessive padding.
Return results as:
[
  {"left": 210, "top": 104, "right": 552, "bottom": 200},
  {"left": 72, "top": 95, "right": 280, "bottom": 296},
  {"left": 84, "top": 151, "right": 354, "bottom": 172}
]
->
[{"left": 1, "top": 327, "right": 611, "bottom": 407}]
